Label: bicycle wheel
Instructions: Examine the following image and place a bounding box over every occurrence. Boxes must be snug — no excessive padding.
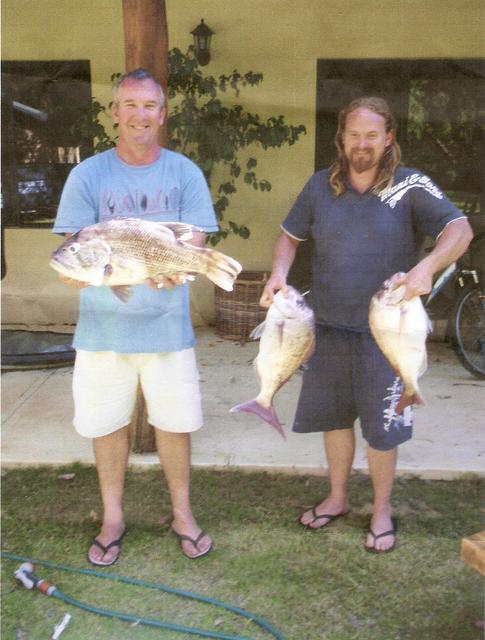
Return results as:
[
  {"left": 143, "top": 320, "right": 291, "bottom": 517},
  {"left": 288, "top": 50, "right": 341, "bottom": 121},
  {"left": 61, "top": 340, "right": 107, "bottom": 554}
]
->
[{"left": 451, "top": 287, "right": 485, "bottom": 379}]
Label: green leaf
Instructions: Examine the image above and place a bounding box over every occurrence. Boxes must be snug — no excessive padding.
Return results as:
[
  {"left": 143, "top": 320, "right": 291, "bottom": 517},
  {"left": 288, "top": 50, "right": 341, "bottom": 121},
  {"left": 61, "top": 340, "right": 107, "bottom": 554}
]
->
[{"left": 84, "top": 47, "right": 305, "bottom": 243}]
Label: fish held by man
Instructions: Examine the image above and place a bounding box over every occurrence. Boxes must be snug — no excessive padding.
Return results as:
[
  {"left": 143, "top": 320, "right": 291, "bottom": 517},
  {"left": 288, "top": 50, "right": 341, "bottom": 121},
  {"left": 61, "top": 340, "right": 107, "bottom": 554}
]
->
[
  {"left": 230, "top": 286, "right": 315, "bottom": 438},
  {"left": 369, "top": 273, "right": 432, "bottom": 415},
  {"left": 50, "top": 217, "right": 242, "bottom": 300}
]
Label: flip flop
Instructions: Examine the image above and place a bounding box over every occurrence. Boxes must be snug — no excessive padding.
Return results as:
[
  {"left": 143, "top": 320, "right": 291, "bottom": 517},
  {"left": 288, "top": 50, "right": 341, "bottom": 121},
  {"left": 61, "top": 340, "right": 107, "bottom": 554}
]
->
[
  {"left": 364, "top": 519, "right": 397, "bottom": 554},
  {"left": 172, "top": 528, "right": 213, "bottom": 559},
  {"left": 298, "top": 507, "right": 349, "bottom": 530},
  {"left": 87, "top": 529, "right": 126, "bottom": 567}
]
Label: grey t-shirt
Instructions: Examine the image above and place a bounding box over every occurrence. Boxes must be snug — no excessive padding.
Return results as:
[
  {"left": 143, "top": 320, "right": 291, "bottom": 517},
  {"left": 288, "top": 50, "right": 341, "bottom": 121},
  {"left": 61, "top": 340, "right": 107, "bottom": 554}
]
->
[{"left": 282, "top": 166, "right": 466, "bottom": 330}]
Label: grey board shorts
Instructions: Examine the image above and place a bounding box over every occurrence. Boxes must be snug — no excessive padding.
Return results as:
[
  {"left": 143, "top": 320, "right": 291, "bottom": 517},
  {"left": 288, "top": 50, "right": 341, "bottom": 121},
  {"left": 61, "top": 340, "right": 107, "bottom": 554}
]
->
[{"left": 293, "top": 325, "right": 413, "bottom": 451}]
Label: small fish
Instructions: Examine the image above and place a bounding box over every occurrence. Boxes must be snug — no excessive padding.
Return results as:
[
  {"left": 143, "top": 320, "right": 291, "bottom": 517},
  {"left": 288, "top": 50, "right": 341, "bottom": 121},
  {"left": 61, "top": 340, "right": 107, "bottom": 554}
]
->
[
  {"left": 50, "top": 218, "right": 242, "bottom": 300},
  {"left": 230, "top": 286, "right": 315, "bottom": 438},
  {"left": 369, "top": 273, "right": 432, "bottom": 414}
]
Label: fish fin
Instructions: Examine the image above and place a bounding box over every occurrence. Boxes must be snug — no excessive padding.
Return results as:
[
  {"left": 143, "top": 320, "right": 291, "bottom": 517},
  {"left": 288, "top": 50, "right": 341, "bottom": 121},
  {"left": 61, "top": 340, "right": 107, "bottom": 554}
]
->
[
  {"left": 230, "top": 400, "right": 286, "bottom": 439},
  {"left": 203, "top": 249, "right": 243, "bottom": 291},
  {"left": 111, "top": 285, "right": 133, "bottom": 302},
  {"left": 250, "top": 321, "right": 266, "bottom": 340},
  {"left": 301, "top": 334, "right": 316, "bottom": 363},
  {"left": 151, "top": 272, "right": 196, "bottom": 285},
  {"left": 161, "top": 222, "right": 199, "bottom": 242},
  {"left": 396, "top": 391, "right": 424, "bottom": 415},
  {"left": 418, "top": 351, "right": 428, "bottom": 377},
  {"left": 111, "top": 216, "right": 138, "bottom": 222},
  {"left": 426, "top": 314, "right": 433, "bottom": 334}
]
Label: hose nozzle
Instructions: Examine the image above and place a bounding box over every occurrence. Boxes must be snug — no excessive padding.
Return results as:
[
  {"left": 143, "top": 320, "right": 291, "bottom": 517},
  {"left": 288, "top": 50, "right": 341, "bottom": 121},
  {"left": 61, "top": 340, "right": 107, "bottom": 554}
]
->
[
  {"left": 15, "top": 562, "right": 36, "bottom": 589},
  {"left": 15, "top": 561, "right": 56, "bottom": 595}
]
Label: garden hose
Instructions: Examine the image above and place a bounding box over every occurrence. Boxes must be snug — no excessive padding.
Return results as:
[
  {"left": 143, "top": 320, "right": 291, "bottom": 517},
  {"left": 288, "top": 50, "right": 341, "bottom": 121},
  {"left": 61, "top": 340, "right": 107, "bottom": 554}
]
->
[{"left": 2, "top": 552, "right": 286, "bottom": 640}]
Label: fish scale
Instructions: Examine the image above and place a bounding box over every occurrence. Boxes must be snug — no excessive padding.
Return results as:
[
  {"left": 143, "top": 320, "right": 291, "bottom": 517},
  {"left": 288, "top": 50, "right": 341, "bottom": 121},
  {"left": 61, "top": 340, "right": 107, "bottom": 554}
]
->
[
  {"left": 230, "top": 286, "right": 315, "bottom": 438},
  {"left": 106, "top": 230, "right": 204, "bottom": 275},
  {"left": 369, "top": 277, "right": 431, "bottom": 414},
  {"left": 50, "top": 218, "right": 242, "bottom": 297}
]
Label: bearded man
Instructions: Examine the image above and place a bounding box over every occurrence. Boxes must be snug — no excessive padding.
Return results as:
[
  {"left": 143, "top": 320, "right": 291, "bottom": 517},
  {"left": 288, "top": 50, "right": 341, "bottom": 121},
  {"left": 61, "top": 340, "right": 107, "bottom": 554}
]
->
[{"left": 260, "top": 96, "right": 473, "bottom": 552}]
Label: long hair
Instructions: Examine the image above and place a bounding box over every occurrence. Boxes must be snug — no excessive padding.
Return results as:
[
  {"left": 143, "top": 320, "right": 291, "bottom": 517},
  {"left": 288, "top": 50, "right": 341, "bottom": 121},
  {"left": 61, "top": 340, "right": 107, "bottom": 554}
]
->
[
  {"left": 329, "top": 96, "right": 401, "bottom": 196},
  {"left": 113, "top": 68, "right": 165, "bottom": 108}
]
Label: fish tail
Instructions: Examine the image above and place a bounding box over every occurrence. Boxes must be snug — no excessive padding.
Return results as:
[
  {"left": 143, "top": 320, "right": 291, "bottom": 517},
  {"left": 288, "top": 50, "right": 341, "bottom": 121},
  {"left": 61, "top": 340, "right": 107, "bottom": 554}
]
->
[
  {"left": 229, "top": 400, "right": 286, "bottom": 439},
  {"left": 203, "top": 249, "right": 242, "bottom": 292},
  {"left": 395, "top": 390, "right": 425, "bottom": 415}
]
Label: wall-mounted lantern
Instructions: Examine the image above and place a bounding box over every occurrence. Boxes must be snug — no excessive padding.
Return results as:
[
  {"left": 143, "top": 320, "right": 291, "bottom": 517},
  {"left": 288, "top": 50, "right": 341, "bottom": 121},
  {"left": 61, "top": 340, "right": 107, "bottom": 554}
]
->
[{"left": 190, "top": 19, "right": 215, "bottom": 66}]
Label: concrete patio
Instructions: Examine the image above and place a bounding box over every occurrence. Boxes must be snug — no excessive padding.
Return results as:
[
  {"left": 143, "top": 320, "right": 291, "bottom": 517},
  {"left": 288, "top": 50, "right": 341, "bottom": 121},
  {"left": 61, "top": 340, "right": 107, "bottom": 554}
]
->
[{"left": 2, "top": 327, "right": 484, "bottom": 479}]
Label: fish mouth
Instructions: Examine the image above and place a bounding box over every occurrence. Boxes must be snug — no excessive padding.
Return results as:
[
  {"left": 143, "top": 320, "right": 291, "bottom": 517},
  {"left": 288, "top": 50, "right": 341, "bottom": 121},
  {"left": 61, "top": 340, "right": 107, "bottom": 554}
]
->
[{"left": 377, "top": 286, "right": 406, "bottom": 306}]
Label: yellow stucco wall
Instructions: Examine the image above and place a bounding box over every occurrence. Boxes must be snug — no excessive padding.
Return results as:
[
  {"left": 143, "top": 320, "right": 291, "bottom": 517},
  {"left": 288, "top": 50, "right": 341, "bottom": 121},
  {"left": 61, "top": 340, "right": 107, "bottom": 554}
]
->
[{"left": 2, "top": 0, "right": 484, "bottom": 327}]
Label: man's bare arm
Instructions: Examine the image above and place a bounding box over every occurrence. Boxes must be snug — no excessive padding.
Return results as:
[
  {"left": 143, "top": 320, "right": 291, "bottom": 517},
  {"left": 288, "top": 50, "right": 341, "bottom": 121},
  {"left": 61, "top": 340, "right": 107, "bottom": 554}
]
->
[
  {"left": 402, "top": 218, "right": 474, "bottom": 298},
  {"left": 260, "top": 231, "right": 300, "bottom": 307}
]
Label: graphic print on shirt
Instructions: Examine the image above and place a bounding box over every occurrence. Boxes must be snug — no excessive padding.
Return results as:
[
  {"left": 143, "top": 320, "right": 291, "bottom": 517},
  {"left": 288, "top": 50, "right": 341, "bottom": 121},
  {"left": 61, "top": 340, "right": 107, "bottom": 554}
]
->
[
  {"left": 383, "top": 376, "right": 413, "bottom": 432},
  {"left": 99, "top": 187, "right": 182, "bottom": 220},
  {"left": 379, "top": 173, "right": 443, "bottom": 209}
]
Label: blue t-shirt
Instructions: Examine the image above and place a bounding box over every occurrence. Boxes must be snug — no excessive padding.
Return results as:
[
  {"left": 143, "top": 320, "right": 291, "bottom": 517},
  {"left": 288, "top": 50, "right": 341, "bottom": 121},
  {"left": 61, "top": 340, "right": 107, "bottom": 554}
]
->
[
  {"left": 53, "top": 148, "right": 218, "bottom": 352},
  {"left": 282, "top": 166, "right": 466, "bottom": 330}
]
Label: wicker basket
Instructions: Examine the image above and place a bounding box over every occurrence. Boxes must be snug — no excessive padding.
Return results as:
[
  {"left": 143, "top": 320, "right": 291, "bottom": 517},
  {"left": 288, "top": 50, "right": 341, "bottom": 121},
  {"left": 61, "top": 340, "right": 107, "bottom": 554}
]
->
[{"left": 214, "top": 270, "right": 269, "bottom": 342}]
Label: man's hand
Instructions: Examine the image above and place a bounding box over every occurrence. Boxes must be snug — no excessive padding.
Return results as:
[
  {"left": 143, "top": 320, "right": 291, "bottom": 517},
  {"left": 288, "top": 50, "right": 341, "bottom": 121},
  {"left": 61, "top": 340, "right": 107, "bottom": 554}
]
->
[
  {"left": 145, "top": 274, "right": 194, "bottom": 290},
  {"left": 384, "top": 264, "right": 434, "bottom": 301},
  {"left": 144, "top": 230, "right": 205, "bottom": 290},
  {"left": 58, "top": 273, "right": 89, "bottom": 289},
  {"left": 401, "top": 263, "right": 435, "bottom": 299},
  {"left": 259, "top": 275, "right": 288, "bottom": 308},
  {"left": 259, "top": 231, "right": 299, "bottom": 307}
]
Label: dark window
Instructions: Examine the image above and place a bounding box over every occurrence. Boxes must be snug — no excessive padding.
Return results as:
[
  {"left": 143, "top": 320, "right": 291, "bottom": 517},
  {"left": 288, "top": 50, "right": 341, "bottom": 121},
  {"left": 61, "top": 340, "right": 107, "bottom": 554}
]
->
[
  {"left": 288, "top": 58, "right": 484, "bottom": 290},
  {"left": 314, "top": 58, "right": 484, "bottom": 218},
  {"left": 1, "top": 60, "right": 92, "bottom": 227}
]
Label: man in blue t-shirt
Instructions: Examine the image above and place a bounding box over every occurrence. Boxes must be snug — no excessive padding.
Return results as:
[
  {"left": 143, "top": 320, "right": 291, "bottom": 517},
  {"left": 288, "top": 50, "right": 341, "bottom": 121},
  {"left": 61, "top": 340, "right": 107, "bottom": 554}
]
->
[
  {"left": 260, "top": 97, "right": 473, "bottom": 553},
  {"left": 54, "top": 69, "right": 218, "bottom": 564}
]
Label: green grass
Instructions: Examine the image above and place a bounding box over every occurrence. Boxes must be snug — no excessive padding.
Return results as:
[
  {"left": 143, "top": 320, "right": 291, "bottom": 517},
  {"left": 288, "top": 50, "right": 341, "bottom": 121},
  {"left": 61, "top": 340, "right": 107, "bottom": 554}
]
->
[{"left": 1, "top": 465, "right": 484, "bottom": 640}]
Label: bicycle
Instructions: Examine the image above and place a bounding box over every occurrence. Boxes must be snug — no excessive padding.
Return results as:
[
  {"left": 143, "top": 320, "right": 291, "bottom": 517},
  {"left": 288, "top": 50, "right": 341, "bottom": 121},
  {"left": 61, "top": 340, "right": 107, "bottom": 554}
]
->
[{"left": 426, "top": 232, "right": 485, "bottom": 379}]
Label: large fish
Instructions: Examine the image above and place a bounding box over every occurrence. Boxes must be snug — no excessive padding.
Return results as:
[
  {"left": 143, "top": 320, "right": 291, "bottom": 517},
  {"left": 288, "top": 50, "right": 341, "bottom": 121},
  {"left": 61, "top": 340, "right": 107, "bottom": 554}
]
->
[
  {"left": 369, "top": 273, "right": 432, "bottom": 414},
  {"left": 50, "top": 217, "right": 242, "bottom": 300},
  {"left": 230, "top": 286, "right": 315, "bottom": 438}
]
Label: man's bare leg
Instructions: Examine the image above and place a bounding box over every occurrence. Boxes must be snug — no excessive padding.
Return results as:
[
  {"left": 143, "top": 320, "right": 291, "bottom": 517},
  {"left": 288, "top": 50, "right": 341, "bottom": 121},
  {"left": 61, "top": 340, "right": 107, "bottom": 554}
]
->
[
  {"left": 87, "top": 426, "right": 130, "bottom": 564},
  {"left": 365, "top": 446, "right": 397, "bottom": 551},
  {"left": 299, "top": 428, "right": 355, "bottom": 528},
  {"left": 154, "top": 429, "right": 212, "bottom": 558}
]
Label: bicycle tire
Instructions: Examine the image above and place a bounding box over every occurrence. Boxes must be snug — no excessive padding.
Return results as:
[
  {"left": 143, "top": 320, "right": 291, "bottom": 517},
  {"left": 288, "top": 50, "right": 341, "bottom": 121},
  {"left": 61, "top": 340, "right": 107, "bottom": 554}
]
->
[{"left": 451, "top": 287, "right": 485, "bottom": 379}]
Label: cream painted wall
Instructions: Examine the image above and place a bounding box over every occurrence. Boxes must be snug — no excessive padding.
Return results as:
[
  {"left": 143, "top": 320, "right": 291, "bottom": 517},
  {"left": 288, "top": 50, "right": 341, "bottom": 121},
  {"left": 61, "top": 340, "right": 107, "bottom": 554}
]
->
[{"left": 2, "top": 0, "right": 484, "bottom": 327}]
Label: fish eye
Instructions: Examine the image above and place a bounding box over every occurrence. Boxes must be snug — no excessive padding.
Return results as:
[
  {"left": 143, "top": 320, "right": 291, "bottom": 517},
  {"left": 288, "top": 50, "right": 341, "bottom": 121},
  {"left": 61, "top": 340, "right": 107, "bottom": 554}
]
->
[{"left": 66, "top": 243, "right": 80, "bottom": 254}]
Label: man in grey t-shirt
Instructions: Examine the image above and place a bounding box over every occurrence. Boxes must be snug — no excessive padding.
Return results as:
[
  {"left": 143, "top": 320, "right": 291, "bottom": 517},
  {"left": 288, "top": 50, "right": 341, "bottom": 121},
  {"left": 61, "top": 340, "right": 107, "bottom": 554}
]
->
[{"left": 260, "top": 97, "right": 473, "bottom": 552}]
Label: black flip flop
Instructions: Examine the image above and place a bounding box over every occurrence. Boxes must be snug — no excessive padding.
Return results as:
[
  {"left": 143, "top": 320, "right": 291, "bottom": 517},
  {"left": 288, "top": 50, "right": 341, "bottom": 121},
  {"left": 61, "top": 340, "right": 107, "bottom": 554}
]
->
[
  {"left": 364, "top": 519, "right": 397, "bottom": 554},
  {"left": 87, "top": 529, "right": 126, "bottom": 567},
  {"left": 172, "top": 528, "right": 213, "bottom": 559},
  {"left": 299, "top": 507, "right": 349, "bottom": 530}
]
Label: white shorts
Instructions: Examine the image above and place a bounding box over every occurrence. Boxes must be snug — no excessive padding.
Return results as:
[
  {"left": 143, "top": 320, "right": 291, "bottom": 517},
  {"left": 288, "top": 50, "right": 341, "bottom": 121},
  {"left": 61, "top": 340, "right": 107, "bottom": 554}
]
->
[{"left": 72, "top": 349, "right": 203, "bottom": 438}]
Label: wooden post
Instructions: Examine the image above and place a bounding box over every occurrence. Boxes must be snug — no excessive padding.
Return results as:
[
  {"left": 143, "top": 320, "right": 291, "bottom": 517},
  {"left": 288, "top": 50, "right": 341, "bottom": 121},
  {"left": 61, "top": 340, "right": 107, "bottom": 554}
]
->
[
  {"left": 122, "top": 0, "right": 168, "bottom": 145},
  {"left": 122, "top": 0, "right": 169, "bottom": 452},
  {"left": 128, "top": 384, "right": 156, "bottom": 453}
]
